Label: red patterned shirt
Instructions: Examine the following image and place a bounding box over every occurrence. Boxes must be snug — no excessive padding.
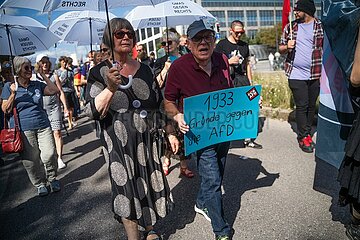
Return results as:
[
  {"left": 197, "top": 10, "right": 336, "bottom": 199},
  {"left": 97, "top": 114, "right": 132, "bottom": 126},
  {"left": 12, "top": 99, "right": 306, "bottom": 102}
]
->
[{"left": 280, "top": 18, "right": 324, "bottom": 80}]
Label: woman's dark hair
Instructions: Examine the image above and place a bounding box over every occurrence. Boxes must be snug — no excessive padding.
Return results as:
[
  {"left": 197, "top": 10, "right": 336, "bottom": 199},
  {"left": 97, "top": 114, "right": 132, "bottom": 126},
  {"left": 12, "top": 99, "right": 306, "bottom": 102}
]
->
[
  {"left": 102, "top": 18, "right": 136, "bottom": 49},
  {"left": 59, "top": 56, "right": 68, "bottom": 63},
  {"left": 40, "top": 56, "right": 52, "bottom": 70}
]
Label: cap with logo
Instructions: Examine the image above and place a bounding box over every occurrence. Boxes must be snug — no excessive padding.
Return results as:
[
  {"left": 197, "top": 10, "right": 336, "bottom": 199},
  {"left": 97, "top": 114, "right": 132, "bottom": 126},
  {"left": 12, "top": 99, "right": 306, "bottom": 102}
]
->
[{"left": 187, "top": 19, "right": 215, "bottom": 39}]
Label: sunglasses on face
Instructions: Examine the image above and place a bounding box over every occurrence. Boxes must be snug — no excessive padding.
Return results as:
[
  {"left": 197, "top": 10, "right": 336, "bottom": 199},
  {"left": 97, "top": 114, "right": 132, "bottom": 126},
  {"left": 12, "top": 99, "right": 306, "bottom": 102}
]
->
[
  {"left": 136, "top": 49, "right": 143, "bottom": 52},
  {"left": 161, "top": 41, "right": 173, "bottom": 46},
  {"left": 113, "top": 30, "right": 135, "bottom": 39},
  {"left": 191, "top": 34, "right": 215, "bottom": 44},
  {"left": 24, "top": 65, "right": 34, "bottom": 71},
  {"left": 100, "top": 47, "right": 109, "bottom": 53},
  {"left": 232, "top": 29, "right": 245, "bottom": 35}
]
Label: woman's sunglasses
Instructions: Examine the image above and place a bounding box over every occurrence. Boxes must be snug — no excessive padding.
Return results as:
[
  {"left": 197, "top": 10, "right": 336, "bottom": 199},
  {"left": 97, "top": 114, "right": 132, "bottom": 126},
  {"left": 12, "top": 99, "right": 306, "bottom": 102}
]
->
[
  {"left": 24, "top": 65, "right": 34, "bottom": 71},
  {"left": 161, "top": 40, "right": 173, "bottom": 46},
  {"left": 100, "top": 47, "right": 109, "bottom": 53},
  {"left": 113, "top": 30, "right": 135, "bottom": 39}
]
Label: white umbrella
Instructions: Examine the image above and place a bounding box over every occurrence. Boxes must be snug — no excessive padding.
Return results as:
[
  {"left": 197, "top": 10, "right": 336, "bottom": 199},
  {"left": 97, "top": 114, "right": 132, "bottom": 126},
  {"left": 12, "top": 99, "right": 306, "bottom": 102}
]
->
[
  {"left": 0, "top": 0, "right": 169, "bottom": 12},
  {"left": 50, "top": 10, "right": 116, "bottom": 52},
  {"left": 0, "top": 14, "right": 60, "bottom": 56},
  {"left": 0, "top": 0, "right": 170, "bottom": 71},
  {"left": 125, "top": 0, "right": 216, "bottom": 30}
]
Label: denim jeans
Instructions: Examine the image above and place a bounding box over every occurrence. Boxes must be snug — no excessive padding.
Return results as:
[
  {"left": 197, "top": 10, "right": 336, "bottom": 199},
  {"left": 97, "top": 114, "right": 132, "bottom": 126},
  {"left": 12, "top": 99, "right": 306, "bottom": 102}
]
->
[
  {"left": 288, "top": 79, "right": 320, "bottom": 139},
  {"left": 21, "top": 127, "right": 57, "bottom": 187},
  {"left": 196, "top": 142, "right": 231, "bottom": 236}
]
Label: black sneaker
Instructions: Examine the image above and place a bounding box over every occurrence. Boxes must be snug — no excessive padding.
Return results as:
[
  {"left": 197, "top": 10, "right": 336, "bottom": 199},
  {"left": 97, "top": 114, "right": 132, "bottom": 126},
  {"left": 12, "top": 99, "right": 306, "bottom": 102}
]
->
[
  {"left": 215, "top": 228, "right": 235, "bottom": 240},
  {"left": 346, "top": 223, "right": 360, "bottom": 240},
  {"left": 245, "top": 141, "right": 263, "bottom": 149}
]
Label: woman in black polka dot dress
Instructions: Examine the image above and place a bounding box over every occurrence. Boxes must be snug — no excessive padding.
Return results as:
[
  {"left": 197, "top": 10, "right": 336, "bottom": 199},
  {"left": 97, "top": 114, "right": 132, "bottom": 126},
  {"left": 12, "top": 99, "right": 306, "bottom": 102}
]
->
[{"left": 84, "top": 18, "right": 178, "bottom": 240}]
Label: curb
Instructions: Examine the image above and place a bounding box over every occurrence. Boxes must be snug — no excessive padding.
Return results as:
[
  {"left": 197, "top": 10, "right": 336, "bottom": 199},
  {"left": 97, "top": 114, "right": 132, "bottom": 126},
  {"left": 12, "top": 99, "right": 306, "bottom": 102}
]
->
[
  {"left": 261, "top": 107, "right": 318, "bottom": 124},
  {"left": 261, "top": 106, "right": 294, "bottom": 121}
]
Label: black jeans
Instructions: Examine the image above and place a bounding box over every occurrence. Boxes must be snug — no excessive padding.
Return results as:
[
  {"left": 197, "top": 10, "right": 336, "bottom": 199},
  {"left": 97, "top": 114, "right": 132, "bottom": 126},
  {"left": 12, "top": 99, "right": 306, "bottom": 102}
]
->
[{"left": 288, "top": 79, "right": 320, "bottom": 139}]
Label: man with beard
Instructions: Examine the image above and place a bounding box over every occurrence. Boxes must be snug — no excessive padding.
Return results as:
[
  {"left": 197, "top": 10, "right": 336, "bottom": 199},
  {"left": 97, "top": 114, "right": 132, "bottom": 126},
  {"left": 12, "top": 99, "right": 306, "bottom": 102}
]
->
[
  {"left": 164, "top": 20, "right": 234, "bottom": 240},
  {"left": 215, "top": 20, "right": 263, "bottom": 149},
  {"left": 279, "top": 0, "right": 323, "bottom": 153}
]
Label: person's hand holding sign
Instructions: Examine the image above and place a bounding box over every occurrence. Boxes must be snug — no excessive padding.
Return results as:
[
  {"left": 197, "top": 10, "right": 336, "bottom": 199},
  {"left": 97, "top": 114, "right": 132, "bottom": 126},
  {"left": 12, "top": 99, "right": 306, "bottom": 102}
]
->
[{"left": 174, "top": 113, "right": 189, "bottom": 134}]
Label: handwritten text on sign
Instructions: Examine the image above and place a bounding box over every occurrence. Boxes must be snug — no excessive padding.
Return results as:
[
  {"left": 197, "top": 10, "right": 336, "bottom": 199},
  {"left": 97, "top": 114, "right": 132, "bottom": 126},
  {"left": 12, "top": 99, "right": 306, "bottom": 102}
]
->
[{"left": 183, "top": 85, "right": 262, "bottom": 155}]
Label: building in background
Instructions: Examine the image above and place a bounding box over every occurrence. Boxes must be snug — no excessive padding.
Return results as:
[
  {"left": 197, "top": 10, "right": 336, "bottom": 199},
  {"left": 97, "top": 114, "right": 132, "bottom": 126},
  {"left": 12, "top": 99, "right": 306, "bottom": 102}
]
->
[{"left": 136, "top": 0, "right": 321, "bottom": 58}]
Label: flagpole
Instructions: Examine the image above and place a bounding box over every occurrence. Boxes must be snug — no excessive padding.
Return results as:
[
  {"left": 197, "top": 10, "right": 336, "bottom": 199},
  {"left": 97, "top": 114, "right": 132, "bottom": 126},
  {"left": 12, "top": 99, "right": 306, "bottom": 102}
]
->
[
  {"left": 289, "top": 7, "right": 293, "bottom": 40},
  {"left": 291, "top": 0, "right": 295, "bottom": 40}
]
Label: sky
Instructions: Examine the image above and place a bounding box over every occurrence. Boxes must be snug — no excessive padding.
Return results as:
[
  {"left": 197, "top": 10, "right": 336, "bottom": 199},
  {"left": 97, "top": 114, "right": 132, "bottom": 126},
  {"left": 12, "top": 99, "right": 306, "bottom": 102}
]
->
[{"left": 0, "top": 0, "right": 133, "bottom": 64}]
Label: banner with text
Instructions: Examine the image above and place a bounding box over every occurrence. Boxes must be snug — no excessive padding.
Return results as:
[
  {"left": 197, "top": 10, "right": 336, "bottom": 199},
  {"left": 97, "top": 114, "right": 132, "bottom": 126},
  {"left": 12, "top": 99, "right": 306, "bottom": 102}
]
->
[{"left": 184, "top": 85, "right": 262, "bottom": 155}]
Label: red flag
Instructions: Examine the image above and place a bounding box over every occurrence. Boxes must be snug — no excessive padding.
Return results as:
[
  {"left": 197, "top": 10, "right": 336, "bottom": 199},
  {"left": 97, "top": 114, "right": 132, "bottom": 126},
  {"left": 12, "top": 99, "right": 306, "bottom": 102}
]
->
[
  {"left": 132, "top": 46, "right": 138, "bottom": 60},
  {"left": 282, "top": 0, "right": 291, "bottom": 30}
]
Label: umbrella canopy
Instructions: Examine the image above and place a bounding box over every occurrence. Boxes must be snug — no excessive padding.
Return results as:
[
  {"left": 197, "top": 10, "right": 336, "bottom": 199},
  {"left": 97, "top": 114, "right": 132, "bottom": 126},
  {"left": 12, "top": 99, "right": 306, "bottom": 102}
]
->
[
  {"left": 50, "top": 10, "right": 116, "bottom": 49},
  {"left": 125, "top": 0, "right": 216, "bottom": 30},
  {"left": 0, "top": 0, "right": 169, "bottom": 12},
  {"left": 0, "top": 14, "right": 60, "bottom": 56}
]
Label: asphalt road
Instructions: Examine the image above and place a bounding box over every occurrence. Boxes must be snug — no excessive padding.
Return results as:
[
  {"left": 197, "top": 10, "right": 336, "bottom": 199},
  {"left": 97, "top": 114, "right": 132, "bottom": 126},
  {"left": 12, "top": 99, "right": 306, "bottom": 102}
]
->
[{"left": 0, "top": 116, "right": 350, "bottom": 240}]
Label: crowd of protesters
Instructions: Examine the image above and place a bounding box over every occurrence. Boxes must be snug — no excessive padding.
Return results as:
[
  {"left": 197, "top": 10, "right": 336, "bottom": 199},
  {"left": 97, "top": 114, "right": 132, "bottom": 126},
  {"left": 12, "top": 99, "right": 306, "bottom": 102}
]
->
[{"left": 0, "top": 0, "right": 359, "bottom": 239}]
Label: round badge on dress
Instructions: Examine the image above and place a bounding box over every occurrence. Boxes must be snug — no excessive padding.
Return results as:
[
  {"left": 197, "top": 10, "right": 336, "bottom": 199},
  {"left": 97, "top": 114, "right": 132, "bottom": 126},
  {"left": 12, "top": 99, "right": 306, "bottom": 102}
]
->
[
  {"left": 132, "top": 100, "right": 141, "bottom": 108},
  {"left": 140, "top": 110, "right": 148, "bottom": 118}
]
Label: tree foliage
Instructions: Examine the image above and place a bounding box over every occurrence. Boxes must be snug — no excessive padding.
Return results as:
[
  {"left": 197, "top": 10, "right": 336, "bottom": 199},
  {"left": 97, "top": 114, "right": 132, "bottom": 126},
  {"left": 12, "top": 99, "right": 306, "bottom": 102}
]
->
[{"left": 246, "top": 23, "right": 283, "bottom": 48}]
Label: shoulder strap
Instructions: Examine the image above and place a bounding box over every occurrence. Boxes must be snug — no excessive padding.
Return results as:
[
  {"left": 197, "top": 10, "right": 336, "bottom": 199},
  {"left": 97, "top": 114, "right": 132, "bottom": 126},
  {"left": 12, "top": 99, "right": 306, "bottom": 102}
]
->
[
  {"left": 2, "top": 107, "right": 20, "bottom": 130},
  {"left": 12, "top": 107, "right": 20, "bottom": 129}
]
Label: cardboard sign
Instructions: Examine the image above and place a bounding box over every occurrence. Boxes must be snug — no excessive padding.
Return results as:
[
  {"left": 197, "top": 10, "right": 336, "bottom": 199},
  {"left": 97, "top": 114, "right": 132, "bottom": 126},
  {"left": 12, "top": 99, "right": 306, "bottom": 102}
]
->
[{"left": 183, "top": 85, "right": 262, "bottom": 155}]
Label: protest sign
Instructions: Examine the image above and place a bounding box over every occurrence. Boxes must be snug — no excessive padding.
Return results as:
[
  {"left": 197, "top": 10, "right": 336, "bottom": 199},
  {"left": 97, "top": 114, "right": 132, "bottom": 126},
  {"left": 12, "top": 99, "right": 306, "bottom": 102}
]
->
[{"left": 183, "top": 85, "right": 262, "bottom": 155}]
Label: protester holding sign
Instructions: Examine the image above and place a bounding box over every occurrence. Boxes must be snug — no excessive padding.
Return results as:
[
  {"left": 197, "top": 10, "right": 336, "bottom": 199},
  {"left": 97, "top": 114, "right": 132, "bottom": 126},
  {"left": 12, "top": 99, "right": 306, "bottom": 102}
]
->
[{"left": 164, "top": 19, "right": 234, "bottom": 240}]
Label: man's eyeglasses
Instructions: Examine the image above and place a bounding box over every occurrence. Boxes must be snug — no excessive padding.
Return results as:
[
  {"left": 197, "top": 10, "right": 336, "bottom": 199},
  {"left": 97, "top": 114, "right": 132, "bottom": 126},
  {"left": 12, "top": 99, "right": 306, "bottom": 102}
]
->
[
  {"left": 100, "top": 47, "right": 109, "bottom": 53},
  {"left": 191, "top": 34, "right": 215, "bottom": 44},
  {"left": 161, "top": 41, "right": 173, "bottom": 46},
  {"left": 24, "top": 65, "right": 34, "bottom": 71},
  {"left": 113, "top": 30, "right": 135, "bottom": 39}
]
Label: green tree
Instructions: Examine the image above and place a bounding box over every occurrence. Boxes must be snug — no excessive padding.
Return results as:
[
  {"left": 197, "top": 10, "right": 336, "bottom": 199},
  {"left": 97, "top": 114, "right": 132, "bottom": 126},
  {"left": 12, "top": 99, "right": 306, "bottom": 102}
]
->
[{"left": 252, "top": 23, "right": 282, "bottom": 48}]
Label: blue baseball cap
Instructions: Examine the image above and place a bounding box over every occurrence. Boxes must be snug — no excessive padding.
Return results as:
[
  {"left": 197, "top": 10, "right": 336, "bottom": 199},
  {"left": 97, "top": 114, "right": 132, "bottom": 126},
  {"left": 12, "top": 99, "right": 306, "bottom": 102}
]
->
[{"left": 187, "top": 19, "right": 215, "bottom": 39}]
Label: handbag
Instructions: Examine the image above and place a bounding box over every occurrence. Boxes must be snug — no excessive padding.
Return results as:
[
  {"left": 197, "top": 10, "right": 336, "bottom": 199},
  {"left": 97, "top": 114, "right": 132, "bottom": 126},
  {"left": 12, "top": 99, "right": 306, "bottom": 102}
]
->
[{"left": 0, "top": 107, "right": 23, "bottom": 153}]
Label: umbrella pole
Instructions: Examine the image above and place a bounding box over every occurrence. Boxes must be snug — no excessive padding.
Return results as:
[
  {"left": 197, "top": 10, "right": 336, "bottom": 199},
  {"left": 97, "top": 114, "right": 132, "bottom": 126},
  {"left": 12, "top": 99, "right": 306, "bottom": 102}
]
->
[
  {"left": 166, "top": 16, "right": 170, "bottom": 55},
  {"left": 89, "top": 17, "right": 93, "bottom": 53},
  {"left": 104, "top": 0, "right": 115, "bottom": 63},
  {"left": 5, "top": 24, "right": 15, "bottom": 75}
]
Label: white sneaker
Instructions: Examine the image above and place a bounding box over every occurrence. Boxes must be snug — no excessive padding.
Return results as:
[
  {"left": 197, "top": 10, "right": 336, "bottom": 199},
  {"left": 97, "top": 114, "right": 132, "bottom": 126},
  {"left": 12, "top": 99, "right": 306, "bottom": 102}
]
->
[
  {"left": 58, "top": 158, "right": 66, "bottom": 169},
  {"left": 194, "top": 205, "right": 211, "bottom": 222},
  {"left": 37, "top": 185, "right": 49, "bottom": 197}
]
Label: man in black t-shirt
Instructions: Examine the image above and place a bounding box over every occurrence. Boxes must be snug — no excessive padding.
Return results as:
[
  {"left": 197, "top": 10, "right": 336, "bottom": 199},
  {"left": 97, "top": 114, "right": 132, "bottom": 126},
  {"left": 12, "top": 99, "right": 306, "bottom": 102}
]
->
[
  {"left": 215, "top": 20, "right": 262, "bottom": 149},
  {"left": 215, "top": 20, "right": 252, "bottom": 87}
]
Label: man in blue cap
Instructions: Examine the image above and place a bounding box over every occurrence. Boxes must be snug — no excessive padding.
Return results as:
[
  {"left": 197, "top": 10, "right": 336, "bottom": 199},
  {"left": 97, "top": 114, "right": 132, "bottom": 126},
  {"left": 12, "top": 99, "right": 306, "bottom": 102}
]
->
[{"left": 164, "top": 19, "right": 234, "bottom": 240}]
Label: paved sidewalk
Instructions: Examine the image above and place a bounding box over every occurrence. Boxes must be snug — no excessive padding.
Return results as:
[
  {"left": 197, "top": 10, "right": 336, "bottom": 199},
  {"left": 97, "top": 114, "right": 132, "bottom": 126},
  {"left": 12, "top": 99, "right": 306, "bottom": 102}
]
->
[{"left": 0, "top": 117, "right": 350, "bottom": 240}]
